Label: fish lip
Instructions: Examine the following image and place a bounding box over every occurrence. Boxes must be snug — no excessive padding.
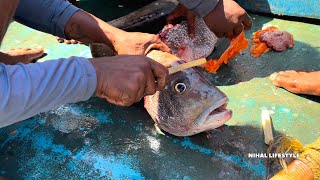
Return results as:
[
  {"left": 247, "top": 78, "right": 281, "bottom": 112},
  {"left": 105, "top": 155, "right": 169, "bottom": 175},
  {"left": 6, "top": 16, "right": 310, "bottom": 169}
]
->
[{"left": 195, "top": 98, "right": 232, "bottom": 126}]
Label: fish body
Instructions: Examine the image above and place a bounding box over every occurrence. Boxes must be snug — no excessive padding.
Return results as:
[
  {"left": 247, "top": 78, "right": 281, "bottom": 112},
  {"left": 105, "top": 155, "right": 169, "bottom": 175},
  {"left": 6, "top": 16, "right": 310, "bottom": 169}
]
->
[{"left": 159, "top": 17, "right": 218, "bottom": 61}]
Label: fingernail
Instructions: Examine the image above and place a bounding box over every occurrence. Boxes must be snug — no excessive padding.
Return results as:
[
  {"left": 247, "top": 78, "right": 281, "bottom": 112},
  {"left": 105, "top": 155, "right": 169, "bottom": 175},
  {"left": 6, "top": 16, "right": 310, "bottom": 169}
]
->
[{"left": 269, "top": 73, "right": 278, "bottom": 80}]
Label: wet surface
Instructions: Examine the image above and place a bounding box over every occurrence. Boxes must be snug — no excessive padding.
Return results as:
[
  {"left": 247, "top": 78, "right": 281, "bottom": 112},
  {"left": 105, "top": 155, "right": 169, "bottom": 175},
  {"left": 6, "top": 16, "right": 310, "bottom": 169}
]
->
[{"left": 0, "top": 3, "right": 320, "bottom": 180}]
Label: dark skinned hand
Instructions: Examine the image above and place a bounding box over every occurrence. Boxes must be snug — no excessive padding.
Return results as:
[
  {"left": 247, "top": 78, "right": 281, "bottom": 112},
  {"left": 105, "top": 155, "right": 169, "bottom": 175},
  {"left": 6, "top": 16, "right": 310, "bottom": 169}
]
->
[
  {"left": 204, "top": 0, "right": 252, "bottom": 38},
  {"left": 89, "top": 55, "right": 169, "bottom": 106},
  {"left": 113, "top": 31, "right": 171, "bottom": 55},
  {"left": 167, "top": 0, "right": 253, "bottom": 39},
  {"left": 167, "top": 4, "right": 196, "bottom": 38}
]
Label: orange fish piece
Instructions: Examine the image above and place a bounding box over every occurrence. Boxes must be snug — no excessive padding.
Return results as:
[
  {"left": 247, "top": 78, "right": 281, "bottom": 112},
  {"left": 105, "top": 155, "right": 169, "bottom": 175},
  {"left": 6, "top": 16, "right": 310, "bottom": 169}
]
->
[{"left": 205, "top": 31, "right": 249, "bottom": 73}]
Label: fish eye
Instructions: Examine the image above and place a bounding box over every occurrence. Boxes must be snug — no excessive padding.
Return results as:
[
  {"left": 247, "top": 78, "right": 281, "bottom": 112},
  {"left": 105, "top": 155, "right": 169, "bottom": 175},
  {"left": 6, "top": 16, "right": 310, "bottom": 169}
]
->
[{"left": 174, "top": 83, "right": 186, "bottom": 93}]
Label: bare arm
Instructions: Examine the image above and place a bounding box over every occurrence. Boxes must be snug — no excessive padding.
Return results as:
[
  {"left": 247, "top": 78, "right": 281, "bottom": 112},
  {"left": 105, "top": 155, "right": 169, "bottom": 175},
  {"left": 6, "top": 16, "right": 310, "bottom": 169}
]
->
[
  {"left": 63, "top": 9, "right": 170, "bottom": 55},
  {"left": 14, "top": 0, "right": 120, "bottom": 45},
  {"left": 63, "top": 10, "right": 123, "bottom": 48}
]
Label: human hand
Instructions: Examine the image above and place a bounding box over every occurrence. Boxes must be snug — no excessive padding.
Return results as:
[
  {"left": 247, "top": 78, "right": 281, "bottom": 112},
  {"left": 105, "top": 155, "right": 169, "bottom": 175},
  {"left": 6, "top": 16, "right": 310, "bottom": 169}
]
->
[
  {"left": 203, "top": 0, "right": 252, "bottom": 38},
  {"left": 89, "top": 55, "right": 169, "bottom": 106},
  {"left": 167, "top": 4, "right": 196, "bottom": 38},
  {"left": 112, "top": 31, "right": 171, "bottom": 55},
  {"left": 63, "top": 8, "right": 170, "bottom": 55},
  {"left": 270, "top": 70, "right": 320, "bottom": 96}
]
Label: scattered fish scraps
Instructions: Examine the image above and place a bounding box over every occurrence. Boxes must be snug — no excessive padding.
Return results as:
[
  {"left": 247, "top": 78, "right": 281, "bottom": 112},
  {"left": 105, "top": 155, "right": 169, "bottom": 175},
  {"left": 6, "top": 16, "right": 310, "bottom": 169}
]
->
[
  {"left": 269, "top": 136, "right": 320, "bottom": 180},
  {"left": 204, "top": 31, "right": 249, "bottom": 73},
  {"left": 251, "top": 26, "right": 294, "bottom": 57}
]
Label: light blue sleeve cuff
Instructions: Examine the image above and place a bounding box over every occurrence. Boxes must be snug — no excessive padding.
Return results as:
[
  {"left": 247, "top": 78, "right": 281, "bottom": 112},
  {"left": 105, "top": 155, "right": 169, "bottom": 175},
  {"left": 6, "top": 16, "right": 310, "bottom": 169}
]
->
[
  {"left": 56, "top": 4, "right": 80, "bottom": 38},
  {"left": 14, "top": 0, "right": 80, "bottom": 38},
  {"left": 77, "top": 57, "right": 97, "bottom": 101}
]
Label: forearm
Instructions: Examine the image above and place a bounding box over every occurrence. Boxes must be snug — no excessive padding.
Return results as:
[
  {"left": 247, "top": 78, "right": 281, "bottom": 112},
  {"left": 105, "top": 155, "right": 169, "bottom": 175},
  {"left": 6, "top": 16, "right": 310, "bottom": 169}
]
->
[
  {"left": 64, "top": 10, "right": 125, "bottom": 47},
  {"left": 178, "top": 0, "right": 219, "bottom": 17},
  {"left": 0, "top": 57, "right": 96, "bottom": 128}
]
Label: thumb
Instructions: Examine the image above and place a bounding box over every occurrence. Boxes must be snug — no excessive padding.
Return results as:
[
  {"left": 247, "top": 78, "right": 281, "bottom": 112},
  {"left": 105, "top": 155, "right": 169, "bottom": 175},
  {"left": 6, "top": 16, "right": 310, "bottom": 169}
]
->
[{"left": 144, "top": 42, "right": 171, "bottom": 55}]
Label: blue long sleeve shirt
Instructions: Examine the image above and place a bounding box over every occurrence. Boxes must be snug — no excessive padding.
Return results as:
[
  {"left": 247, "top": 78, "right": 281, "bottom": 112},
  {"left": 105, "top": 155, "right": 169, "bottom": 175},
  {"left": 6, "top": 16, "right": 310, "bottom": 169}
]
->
[
  {"left": 179, "top": 0, "right": 219, "bottom": 18},
  {"left": 0, "top": 0, "right": 97, "bottom": 128},
  {"left": 0, "top": 58, "right": 97, "bottom": 128}
]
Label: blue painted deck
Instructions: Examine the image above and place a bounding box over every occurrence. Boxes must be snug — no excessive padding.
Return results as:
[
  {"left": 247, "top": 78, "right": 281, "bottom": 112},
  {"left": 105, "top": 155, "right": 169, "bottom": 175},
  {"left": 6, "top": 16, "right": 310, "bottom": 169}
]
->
[
  {"left": 236, "top": 0, "right": 320, "bottom": 20},
  {"left": 0, "top": 1, "right": 320, "bottom": 179}
]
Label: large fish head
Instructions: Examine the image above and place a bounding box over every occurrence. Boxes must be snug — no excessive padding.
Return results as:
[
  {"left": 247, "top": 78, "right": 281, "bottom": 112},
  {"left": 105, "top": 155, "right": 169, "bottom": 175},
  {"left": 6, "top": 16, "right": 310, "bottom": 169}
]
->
[{"left": 144, "top": 60, "right": 232, "bottom": 137}]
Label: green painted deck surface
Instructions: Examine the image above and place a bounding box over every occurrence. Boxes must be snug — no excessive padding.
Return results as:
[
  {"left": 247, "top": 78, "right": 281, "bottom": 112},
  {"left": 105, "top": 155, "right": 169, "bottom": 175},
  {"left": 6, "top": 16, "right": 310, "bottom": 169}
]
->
[{"left": 0, "top": 10, "right": 319, "bottom": 180}]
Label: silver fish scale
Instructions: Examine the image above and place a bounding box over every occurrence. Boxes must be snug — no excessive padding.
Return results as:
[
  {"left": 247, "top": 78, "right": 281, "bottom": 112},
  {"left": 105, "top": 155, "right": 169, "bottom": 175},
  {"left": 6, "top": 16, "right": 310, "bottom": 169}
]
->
[{"left": 161, "top": 17, "right": 218, "bottom": 60}]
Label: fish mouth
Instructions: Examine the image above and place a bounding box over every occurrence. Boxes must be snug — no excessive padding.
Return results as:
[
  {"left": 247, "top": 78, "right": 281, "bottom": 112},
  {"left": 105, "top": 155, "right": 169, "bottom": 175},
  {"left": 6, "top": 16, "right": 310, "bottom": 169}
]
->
[
  {"left": 208, "top": 102, "right": 231, "bottom": 119},
  {"left": 195, "top": 98, "right": 232, "bottom": 128}
]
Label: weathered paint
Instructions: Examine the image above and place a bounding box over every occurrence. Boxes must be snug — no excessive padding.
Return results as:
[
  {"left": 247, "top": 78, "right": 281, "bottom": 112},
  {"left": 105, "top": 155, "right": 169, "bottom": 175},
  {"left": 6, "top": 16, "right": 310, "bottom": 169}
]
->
[
  {"left": 173, "top": 138, "right": 267, "bottom": 177},
  {"left": 236, "top": 0, "right": 320, "bottom": 20},
  {"left": 0, "top": 9, "right": 320, "bottom": 180},
  {"left": 220, "top": 78, "right": 320, "bottom": 144}
]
